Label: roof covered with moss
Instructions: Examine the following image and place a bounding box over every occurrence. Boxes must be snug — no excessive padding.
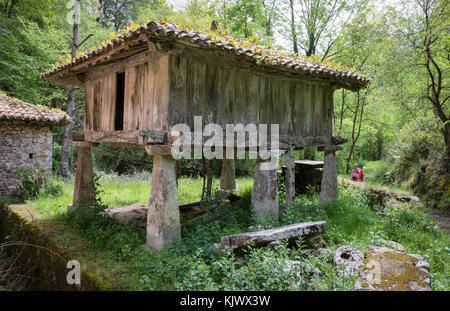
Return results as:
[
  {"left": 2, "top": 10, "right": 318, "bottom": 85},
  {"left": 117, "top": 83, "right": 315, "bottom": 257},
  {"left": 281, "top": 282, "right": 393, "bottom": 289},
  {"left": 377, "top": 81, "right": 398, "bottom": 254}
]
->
[
  {"left": 42, "top": 21, "right": 371, "bottom": 90},
  {"left": 0, "top": 92, "right": 70, "bottom": 126}
]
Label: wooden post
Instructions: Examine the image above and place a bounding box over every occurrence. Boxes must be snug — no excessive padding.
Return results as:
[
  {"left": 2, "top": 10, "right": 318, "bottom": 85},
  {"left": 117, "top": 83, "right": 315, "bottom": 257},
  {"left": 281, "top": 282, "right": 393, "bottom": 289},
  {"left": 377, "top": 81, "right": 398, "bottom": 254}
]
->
[
  {"left": 285, "top": 146, "right": 295, "bottom": 205},
  {"left": 146, "top": 154, "right": 181, "bottom": 251},
  {"left": 252, "top": 157, "right": 279, "bottom": 222},
  {"left": 72, "top": 146, "right": 95, "bottom": 208},
  {"left": 220, "top": 159, "right": 236, "bottom": 191},
  {"left": 318, "top": 145, "right": 342, "bottom": 205}
]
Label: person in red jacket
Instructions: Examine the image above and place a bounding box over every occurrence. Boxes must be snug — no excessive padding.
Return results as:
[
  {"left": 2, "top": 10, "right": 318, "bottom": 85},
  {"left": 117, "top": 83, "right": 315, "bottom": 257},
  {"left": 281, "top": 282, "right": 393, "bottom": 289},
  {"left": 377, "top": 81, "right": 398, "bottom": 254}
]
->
[{"left": 351, "top": 164, "right": 364, "bottom": 182}]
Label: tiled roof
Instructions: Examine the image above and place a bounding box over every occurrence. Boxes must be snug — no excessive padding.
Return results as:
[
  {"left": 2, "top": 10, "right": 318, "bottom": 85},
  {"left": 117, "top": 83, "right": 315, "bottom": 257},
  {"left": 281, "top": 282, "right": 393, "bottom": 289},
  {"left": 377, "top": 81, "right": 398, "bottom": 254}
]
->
[
  {"left": 42, "top": 21, "right": 371, "bottom": 90},
  {"left": 0, "top": 94, "right": 70, "bottom": 126}
]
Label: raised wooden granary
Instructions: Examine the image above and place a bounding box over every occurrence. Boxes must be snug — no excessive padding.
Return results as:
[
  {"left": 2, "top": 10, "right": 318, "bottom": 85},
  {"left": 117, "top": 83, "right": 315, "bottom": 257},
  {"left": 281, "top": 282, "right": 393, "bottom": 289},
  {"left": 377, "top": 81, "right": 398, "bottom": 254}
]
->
[{"left": 42, "top": 21, "right": 370, "bottom": 250}]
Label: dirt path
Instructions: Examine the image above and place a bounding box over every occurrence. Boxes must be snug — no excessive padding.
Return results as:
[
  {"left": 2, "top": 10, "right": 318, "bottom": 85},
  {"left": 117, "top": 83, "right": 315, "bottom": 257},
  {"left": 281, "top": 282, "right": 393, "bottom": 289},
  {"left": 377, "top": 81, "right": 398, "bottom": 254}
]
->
[{"left": 428, "top": 211, "right": 450, "bottom": 234}]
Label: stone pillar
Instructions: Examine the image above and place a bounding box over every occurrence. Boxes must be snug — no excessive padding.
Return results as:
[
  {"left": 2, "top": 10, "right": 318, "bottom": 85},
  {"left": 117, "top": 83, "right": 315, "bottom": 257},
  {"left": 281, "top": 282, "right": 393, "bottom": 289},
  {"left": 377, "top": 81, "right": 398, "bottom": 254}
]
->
[
  {"left": 220, "top": 159, "right": 236, "bottom": 191},
  {"left": 146, "top": 154, "right": 181, "bottom": 251},
  {"left": 72, "top": 146, "right": 95, "bottom": 208},
  {"left": 252, "top": 157, "right": 279, "bottom": 221},
  {"left": 318, "top": 145, "right": 342, "bottom": 204},
  {"left": 285, "top": 147, "right": 295, "bottom": 205}
]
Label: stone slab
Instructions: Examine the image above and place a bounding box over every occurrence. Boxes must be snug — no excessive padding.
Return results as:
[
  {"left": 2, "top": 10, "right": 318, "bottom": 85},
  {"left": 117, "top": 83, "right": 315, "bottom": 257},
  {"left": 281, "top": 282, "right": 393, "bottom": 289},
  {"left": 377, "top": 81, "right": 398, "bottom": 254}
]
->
[{"left": 220, "top": 221, "right": 327, "bottom": 252}]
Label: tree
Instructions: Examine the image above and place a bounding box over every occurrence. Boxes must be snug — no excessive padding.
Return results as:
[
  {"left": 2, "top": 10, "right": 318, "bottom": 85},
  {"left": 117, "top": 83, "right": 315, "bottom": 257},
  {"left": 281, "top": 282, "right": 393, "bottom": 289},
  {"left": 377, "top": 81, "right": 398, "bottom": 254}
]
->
[
  {"left": 60, "top": 0, "right": 81, "bottom": 178},
  {"left": 276, "top": 0, "right": 366, "bottom": 57},
  {"left": 288, "top": 0, "right": 298, "bottom": 54},
  {"left": 401, "top": 0, "right": 449, "bottom": 155},
  {"left": 0, "top": 0, "right": 20, "bottom": 17},
  {"left": 97, "top": 0, "right": 133, "bottom": 30},
  {"left": 213, "top": 0, "right": 278, "bottom": 43},
  {"left": 345, "top": 90, "right": 368, "bottom": 173}
]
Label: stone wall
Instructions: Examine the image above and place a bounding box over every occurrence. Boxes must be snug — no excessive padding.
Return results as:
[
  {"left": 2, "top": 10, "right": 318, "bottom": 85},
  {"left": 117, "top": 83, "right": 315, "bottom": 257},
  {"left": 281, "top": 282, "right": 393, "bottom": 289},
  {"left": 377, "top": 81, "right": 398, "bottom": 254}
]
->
[{"left": 0, "top": 121, "right": 53, "bottom": 198}]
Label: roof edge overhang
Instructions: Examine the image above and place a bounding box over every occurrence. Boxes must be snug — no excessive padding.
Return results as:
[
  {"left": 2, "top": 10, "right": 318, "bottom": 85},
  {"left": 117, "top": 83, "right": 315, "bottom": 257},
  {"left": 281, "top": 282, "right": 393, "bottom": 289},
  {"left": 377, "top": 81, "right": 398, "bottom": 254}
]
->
[{"left": 42, "top": 23, "right": 372, "bottom": 91}]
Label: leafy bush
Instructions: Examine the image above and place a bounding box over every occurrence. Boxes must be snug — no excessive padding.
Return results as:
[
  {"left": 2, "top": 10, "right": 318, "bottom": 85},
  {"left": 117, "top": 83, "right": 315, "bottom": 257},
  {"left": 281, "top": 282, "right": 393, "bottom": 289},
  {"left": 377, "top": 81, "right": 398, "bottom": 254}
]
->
[
  {"left": 41, "top": 175, "right": 448, "bottom": 291},
  {"left": 15, "top": 167, "right": 62, "bottom": 200},
  {"left": 363, "top": 160, "right": 395, "bottom": 185},
  {"left": 61, "top": 175, "right": 143, "bottom": 261}
]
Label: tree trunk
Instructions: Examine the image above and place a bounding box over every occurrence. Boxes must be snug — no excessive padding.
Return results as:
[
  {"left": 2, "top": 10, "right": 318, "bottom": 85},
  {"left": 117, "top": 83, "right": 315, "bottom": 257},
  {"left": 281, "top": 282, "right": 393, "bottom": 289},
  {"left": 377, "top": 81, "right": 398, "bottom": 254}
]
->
[
  {"left": 444, "top": 124, "right": 450, "bottom": 156},
  {"left": 206, "top": 159, "right": 214, "bottom": 198},
  {"left": 346, "top": 92, "right": 364, "bottom": 173},
  {"left": 285, "top": 146, "right": 295, "bottom": 205},
  {"left": 303, "top": 147, "right": 314, "bottom": 160},
  {"left": 60, "top": 0, "right": 80, "bottom": 178},
  {"left": 338, "top": 89, "right": 346, "bottom": 136},
  {"left": 220, "top": 159, "right": 236, "bottom": 191},
  {"left": 289, "top": 0, "right": 298, "bottom": 54}
]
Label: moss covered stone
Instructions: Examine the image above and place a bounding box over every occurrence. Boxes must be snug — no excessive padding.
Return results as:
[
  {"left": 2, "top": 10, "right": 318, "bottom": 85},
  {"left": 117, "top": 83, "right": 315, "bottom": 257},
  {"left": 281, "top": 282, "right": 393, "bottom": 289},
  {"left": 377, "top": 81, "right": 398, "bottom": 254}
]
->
[{"left": 355, "top": 246, "right": 431, "bottom": 291}]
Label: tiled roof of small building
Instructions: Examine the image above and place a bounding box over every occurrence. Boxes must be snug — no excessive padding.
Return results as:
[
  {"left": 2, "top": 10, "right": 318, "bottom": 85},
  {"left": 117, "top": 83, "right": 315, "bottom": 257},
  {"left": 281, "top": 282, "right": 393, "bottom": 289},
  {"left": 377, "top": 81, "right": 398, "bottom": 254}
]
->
[
  {"left": 0, "top": 93, "right": 70, "bottom": 126},
  {"left": 42, "top": 21, "right": 372, "bottom": 90}
]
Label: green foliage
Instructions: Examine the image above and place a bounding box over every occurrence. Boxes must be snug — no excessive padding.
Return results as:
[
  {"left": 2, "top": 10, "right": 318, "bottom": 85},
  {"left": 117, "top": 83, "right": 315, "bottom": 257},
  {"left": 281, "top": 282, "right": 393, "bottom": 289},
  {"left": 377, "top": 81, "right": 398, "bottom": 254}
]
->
[
  {"left": 61, "top": 175, "right": 143, "bottom": 261},
  {"left": 26, "top": 173, "right": 450, "bottom": 290},
  {"left": 363, "top": 160, "right": 395, "bottom": 185},
  {"left": 15, "top": 167, "right": 62, "bottom": 200},
  {"left": 386, "top": 115, "right": 449, "bottom": 209},
  {"left": 0, "top": 14, "right": 66, "bottom": 104},
  {"left": 93, "top": 144, "right": 154, "bottom": 174},
  {"left": 390, "top": 115, "right": 444, "bottom": 182}
]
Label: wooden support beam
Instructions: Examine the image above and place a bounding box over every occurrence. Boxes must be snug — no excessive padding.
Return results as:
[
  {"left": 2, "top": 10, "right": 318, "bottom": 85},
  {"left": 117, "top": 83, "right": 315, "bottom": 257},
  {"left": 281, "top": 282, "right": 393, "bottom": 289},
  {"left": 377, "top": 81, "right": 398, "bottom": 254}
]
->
[
  {"left": 220, "top": 159, "right": 236, "bottom": 191},
  {"left": 70, "top": 140, "right": 98, "bottom": 147},
  {"left": 107, "top": 142, "right": 144, "bottom": 149},
  {"left": 71, "top": 131, "right": 85, "bottom": 141},
  {"left": 138, "top": 130, "right": 180, "bottom": 145},
  {"left": 84, "top": 130, "right": 142, "bottom": 144},
  {"left": 144, "top": 145, "right": 172, "bottom": 155},
  {"left": 72, "top": 146, "right": 96, "bottom": 208},
  {"left": 139, "top": 130, "right": 165, "bottom": 145},
  {"left": 146, "top": 155, "right": 181, "bottom": 251},
  {"left": 331, "top": 136, "right": 348, "bottom": 145},
  {"left": 251, "top": 157, "right": 279, "bottom": 222},
  {"left": 285, "top": 146, "right": 295, "bottom": 205},
  {"left": 317, "top": 145, "right": 344, "bottom": 152}
]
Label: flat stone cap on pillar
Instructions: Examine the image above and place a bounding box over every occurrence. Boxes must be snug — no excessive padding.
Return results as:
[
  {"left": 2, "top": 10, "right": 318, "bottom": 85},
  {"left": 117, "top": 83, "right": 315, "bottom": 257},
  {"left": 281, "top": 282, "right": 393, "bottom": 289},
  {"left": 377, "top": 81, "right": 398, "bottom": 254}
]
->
[
  {"left": 317, "top": 145, "right": 344, "bottom": 152},
  {"left": 220, "top": 221, "right": 327, "bottom": 252},
  {"left": 331, "top": 136, "right": 348, "bottom": 145}
]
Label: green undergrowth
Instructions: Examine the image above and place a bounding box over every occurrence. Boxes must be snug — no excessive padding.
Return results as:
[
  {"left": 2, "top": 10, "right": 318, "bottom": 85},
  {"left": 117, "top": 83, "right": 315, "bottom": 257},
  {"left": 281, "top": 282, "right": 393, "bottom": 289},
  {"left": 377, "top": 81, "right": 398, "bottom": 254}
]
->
[
  {"left": 29, "top": 174, "right": 254, "bottom": 216},
  {"left": 24, "top": 176, "right": 450, "bottom": 291}
]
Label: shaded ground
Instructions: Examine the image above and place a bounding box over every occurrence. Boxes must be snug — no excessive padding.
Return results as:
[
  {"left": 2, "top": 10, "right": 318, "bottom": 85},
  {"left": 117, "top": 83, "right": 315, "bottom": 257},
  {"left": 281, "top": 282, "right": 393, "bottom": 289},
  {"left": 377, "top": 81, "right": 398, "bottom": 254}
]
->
[{"left": 429, "top": 211, "right": 450, "bottom": 234}]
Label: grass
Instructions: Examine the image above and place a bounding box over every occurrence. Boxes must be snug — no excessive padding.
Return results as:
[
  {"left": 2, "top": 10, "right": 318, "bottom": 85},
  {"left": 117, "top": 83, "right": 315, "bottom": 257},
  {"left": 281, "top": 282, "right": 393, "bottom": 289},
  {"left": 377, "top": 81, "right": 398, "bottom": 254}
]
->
[
  {"left": 11, "top": 173, "right": 450, "bottom": 291},
  {"left": 29, "top": 174, "right": 254, "bottom": 216}
]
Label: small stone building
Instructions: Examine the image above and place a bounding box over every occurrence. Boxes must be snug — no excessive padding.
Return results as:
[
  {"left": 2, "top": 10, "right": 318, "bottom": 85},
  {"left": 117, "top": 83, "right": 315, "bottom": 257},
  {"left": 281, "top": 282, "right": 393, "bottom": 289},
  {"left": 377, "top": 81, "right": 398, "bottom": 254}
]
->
[{"left": 0, "top": 93, "right": 69, "bottom": 198}]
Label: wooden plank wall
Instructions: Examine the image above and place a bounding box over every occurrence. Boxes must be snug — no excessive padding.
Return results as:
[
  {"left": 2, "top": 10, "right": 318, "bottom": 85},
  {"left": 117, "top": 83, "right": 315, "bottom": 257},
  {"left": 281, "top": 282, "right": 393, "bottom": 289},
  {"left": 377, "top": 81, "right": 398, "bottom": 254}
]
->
[
  {"left": 84, "top": 52, "right": 170, "bottom": 133},
  {"left": 82, "top": 48, "right": 331, "bottom": 148},
  {"left": 167, "top": 53, "right": 333, "bottom": 147},
  {"left": 84, "top": 73, "right": 116, "bottom": 131}
]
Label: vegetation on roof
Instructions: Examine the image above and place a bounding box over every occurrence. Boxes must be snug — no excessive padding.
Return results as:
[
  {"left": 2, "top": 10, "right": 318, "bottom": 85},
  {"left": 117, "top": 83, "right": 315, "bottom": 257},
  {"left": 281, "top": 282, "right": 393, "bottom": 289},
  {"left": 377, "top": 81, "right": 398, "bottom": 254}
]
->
[
  {"left": 0, "top": 92, "right": 70, "bottom": 123},
  {"left": 49, "top": 18, "right": 362, "bottom": 78}
]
